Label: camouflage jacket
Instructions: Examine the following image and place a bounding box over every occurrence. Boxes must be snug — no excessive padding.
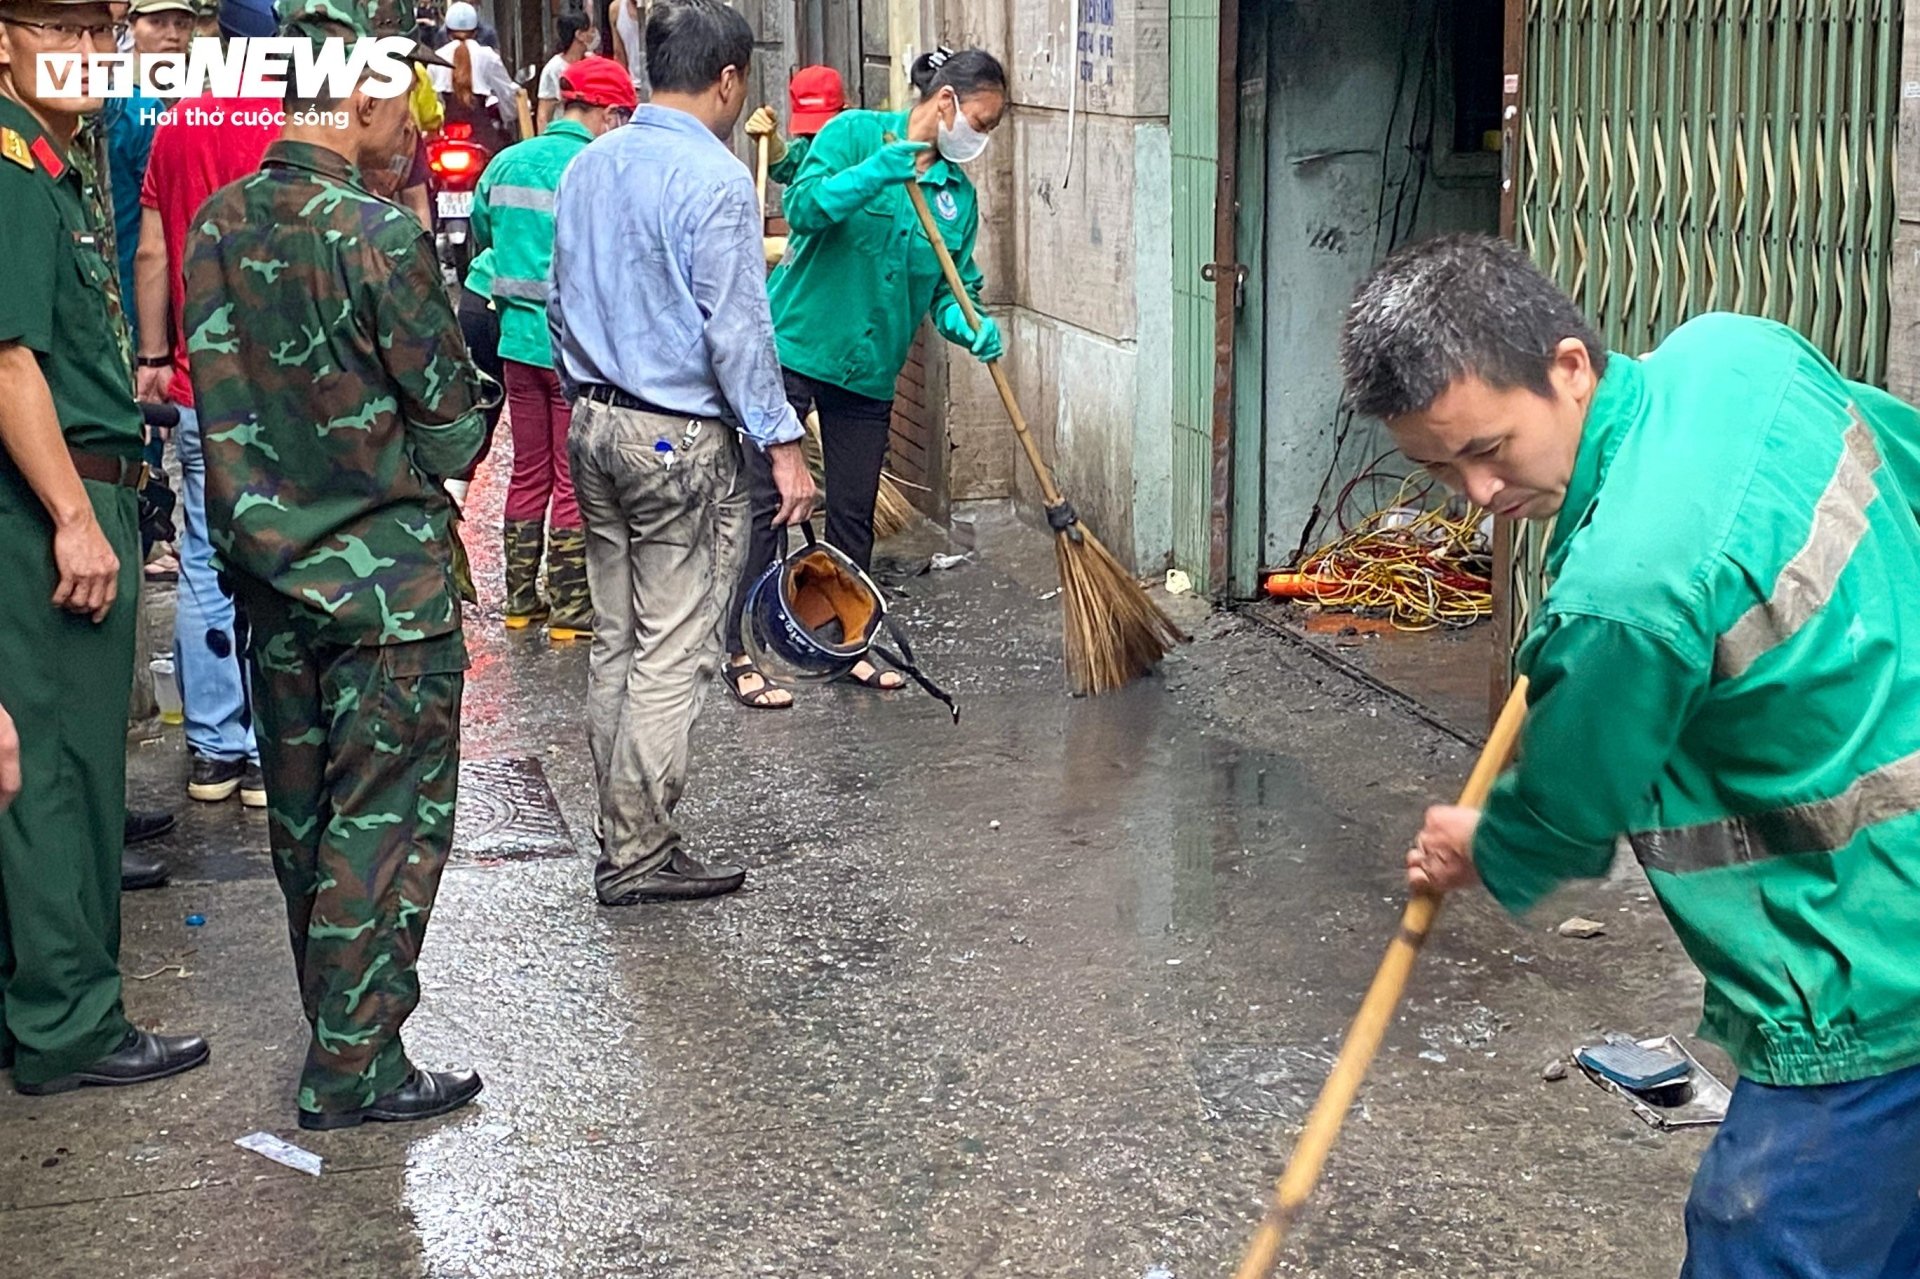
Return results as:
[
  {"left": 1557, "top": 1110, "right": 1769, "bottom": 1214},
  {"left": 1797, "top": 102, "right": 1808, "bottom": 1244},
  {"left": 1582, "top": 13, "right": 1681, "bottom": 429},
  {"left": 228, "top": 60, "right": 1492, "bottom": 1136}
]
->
[{"left": 183, "top": 140, "right": 485, "bottom": 646}]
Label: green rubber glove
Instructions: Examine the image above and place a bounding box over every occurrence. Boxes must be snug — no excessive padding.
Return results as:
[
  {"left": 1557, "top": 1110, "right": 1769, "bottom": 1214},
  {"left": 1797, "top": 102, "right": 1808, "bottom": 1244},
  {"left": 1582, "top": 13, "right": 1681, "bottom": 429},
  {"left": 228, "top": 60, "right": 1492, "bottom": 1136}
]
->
[{"left": 935, "top": 298, "right": 1003, "bottom": 363}]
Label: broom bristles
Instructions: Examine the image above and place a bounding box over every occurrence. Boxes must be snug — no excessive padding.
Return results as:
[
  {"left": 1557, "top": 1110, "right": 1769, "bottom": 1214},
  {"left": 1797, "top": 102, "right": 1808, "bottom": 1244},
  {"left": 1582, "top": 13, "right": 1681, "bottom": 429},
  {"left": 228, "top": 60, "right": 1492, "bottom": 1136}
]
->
[{"left": 1054, "top": 525, "right": 1187, "bottom": 695}]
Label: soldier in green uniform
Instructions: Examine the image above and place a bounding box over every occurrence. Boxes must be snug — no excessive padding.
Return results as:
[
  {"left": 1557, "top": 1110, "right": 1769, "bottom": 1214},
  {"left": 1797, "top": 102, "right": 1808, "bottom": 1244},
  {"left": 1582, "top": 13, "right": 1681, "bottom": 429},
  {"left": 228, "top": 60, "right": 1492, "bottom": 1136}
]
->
[
  {"left": 183, "top": 0, "right": 490, "bottom": 1131},
  {"left": 0, "top": 0, "right": 210, "bottom": 1094}
]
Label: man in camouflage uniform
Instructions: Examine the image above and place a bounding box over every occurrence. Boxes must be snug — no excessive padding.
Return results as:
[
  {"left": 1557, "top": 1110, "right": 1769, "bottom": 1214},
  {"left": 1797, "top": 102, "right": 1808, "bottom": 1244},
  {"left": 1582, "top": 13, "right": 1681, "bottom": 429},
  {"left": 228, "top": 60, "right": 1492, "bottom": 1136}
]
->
[
  {"left": 1, "top": 0, "right": 209, "bottom": 1094},
  {"left": 183, "top": 0, "right": 490, "bottom": 1131}
]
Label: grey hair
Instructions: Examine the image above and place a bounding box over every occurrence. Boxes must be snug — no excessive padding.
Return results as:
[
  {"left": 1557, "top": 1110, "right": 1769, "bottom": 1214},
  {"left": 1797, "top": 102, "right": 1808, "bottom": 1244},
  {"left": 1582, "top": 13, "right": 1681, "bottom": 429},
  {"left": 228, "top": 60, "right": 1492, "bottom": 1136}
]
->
[{"left": 1338, "top": 234, "right": 1608, "bottom": 419}]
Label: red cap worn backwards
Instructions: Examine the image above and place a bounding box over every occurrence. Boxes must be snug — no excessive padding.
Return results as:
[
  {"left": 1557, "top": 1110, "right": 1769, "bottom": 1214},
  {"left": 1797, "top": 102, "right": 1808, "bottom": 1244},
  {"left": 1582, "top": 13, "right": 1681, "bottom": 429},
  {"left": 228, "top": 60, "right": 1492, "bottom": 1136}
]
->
[
  {"left": 787, "top": 64, "right": 846, "bottom": 136},
  {"left": 559, "top": 55, "right": 639, "bottom": 111}
]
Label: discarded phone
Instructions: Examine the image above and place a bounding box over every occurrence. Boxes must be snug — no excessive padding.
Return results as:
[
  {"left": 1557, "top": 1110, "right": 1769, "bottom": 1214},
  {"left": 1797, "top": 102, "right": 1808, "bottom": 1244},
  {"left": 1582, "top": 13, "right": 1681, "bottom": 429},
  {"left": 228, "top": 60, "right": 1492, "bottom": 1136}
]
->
[{"left": 1576, "top": 1039, "right": 1692, "bottom": 1090}]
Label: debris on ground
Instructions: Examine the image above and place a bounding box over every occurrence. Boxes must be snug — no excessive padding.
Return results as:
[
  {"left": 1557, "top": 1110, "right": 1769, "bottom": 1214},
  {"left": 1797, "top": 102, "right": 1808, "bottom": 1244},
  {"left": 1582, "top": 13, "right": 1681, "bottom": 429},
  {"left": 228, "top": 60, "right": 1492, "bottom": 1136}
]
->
[
  {"left": 1557, "top": 916, "right": 1607, "bottom": 939},
  {"left": 1165, "top": 569, "right": 1194, "bottom": 596},
  {"left": 927, "top": 552, "right": 971, "bottom": 572},
  {"left": 1574, "top": 1034, "right": 1731, "bottom": 1129},
  {"left": 1541, "top": 1059, "right": 1569, "bottom": 1082},
  {"left": 235, "top": 1131, "right": 324, "bottom": 1176}
]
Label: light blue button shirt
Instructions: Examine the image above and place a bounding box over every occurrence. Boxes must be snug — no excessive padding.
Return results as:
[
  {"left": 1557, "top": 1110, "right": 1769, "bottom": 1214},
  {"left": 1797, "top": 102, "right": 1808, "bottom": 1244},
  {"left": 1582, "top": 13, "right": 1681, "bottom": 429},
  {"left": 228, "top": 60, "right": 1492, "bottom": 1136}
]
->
[{"left": 548, "top": 105, "right": 803, "bottom": 450}]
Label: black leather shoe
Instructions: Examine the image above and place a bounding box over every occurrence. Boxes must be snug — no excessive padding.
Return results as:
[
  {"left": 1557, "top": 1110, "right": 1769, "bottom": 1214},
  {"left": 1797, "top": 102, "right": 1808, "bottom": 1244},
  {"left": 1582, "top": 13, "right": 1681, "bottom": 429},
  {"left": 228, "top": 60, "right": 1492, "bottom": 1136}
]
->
[
  {"left": 15, "top": 1028, "right": 209, "bottom": 1095},
  {"left": 187, "top": 755, "right": 246, "bottom": 803},
  {"left": 600, "top": 848, "right": 746, "bottom": 905},
  {"left": 124, "top": 808, "right": 177, "bottom": 845},
  {"left": 298, "top": 1068, "right": 484, "bottom": 1131},
  {"left": 121, "top": 850, "right": 170, "bottom": 891}
]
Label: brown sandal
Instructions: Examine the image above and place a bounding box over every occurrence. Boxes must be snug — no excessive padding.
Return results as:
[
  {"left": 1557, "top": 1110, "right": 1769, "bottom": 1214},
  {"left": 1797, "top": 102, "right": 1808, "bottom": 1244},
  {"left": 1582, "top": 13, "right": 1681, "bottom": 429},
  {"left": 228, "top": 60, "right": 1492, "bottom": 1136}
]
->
[
  {"left": 840, "top": 660, "right": 905, "bottom": 691},
  {"left": 724, "top": 660, "right": 792, "bottom": 709}
]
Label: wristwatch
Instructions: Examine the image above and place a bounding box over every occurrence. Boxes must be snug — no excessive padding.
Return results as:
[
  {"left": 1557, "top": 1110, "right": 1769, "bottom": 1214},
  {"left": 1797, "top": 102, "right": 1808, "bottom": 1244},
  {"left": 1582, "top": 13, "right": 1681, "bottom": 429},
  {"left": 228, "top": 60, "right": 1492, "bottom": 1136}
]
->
[{"left": 136, "top": 354, "right": 171, "bottom": 369}]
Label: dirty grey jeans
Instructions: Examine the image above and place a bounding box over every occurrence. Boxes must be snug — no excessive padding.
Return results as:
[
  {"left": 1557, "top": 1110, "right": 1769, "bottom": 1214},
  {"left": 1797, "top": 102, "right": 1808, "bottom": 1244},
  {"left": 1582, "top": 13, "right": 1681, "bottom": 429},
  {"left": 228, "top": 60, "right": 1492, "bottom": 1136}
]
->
[{"left": 567, "top": 398, "right": 747, "bottom": 901}]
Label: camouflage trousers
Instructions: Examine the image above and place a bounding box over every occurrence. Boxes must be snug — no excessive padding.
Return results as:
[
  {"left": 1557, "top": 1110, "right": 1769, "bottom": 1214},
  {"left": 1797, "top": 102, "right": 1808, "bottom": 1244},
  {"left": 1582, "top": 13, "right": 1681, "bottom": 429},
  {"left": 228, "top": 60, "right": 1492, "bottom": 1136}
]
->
[{"left": 241, "top": 590, "right": 466, "bottom": 1116}]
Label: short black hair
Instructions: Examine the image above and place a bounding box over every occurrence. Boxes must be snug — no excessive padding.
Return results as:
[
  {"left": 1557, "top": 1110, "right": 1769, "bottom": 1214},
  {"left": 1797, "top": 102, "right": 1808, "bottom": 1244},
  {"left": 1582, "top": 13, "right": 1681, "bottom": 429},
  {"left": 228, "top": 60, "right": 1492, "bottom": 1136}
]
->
[
  {"left": 645, "top": 0, "right": 751, "bottom": 96},
  {"left": 908, "top": 46, "right": 1004, "bottom": 101},
  {"left": 1339, "top": 234, "right": 1609, "bottom": 419},
  {"left": 553, "top": 10, "right": 590, "bottom": 56}
]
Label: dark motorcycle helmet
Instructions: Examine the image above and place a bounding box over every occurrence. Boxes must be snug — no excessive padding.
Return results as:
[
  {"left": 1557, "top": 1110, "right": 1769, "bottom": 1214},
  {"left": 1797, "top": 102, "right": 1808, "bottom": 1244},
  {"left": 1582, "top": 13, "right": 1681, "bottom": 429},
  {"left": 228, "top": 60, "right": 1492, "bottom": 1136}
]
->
[
  {"left": 741, "top": 525, "right": 884, "bottom": 683},
  {"left": 740, "top": 525, "right": 958, "bottom": 720}
]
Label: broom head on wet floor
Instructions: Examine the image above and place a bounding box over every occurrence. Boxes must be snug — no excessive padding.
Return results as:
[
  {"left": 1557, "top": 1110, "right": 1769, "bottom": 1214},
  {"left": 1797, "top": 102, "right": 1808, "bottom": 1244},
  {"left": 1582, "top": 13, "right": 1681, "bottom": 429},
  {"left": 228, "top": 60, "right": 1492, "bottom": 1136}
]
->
[{"left": 902, "top": 179, "right": 1185, "bottom": 694}]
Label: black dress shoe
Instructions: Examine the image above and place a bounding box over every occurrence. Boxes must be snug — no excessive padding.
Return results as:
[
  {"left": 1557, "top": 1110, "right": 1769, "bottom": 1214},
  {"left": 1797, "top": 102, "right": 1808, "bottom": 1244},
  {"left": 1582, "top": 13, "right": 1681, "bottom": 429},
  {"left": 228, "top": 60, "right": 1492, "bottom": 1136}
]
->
[
  {"left": 600, "top": 848, "right": 746, "bottom": 905},
  {"left": 124, "top": 808, "right": 178, "bottom": 845},
  {"left": 14, "top": 1028, "right": 209, "bottom": 1095},
  {"left": 299, "top": 1068, "right": 483, "bottom": 1131},
  {"left": 122, "top": 850, "right": 170, "bottom": 891}
]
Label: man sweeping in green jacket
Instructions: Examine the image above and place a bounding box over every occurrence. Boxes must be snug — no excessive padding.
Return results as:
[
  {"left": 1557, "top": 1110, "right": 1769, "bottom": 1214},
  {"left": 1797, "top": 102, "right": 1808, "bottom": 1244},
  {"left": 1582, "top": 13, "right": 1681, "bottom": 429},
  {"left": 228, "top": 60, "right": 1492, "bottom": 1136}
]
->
[
  {"left": 471, "top": 55, "right": 634, "bottom": 638},
  {"left": 1340, "top": 234, "right": 1920, "bottom": 1277}
]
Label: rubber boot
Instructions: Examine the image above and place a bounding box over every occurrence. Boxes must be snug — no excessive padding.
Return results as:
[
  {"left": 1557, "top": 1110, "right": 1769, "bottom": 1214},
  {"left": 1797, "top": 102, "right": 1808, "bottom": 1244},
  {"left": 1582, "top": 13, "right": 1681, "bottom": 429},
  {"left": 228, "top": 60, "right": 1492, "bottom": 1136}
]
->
[
  {"left": 450, "top": 514, "right": 477, "bottom": 605},
  {"left": 502, "top": 518, "right": 548, "bottom": 627},
  {"left": 545, "top": 526, "right": 593, "bottom": 641}
]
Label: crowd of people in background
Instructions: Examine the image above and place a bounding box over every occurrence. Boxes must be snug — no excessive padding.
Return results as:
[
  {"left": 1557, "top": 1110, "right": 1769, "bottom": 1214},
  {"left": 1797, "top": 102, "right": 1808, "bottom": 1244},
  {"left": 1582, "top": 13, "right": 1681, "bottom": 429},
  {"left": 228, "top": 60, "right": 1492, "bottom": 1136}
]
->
[{"left": 0, "top": 0, "right": 1007, "bottom": 1132}]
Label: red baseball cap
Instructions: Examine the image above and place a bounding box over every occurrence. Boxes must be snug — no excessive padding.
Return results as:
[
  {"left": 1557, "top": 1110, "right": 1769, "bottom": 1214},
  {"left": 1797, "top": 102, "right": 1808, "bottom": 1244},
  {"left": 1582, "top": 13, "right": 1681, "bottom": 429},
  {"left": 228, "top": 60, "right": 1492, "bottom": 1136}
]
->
[
  {"left": 560, "top": 55, "right": 640, "bottom": 111},
  {"left": 788, "top": 65, "right": 847, "bottom": 136}
]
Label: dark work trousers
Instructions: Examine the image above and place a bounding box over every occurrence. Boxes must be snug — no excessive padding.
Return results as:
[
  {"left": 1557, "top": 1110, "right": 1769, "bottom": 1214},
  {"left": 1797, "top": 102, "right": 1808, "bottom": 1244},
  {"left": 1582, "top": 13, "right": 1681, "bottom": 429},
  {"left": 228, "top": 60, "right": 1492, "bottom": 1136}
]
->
[
  {"left": 455, "top": 286, "right": 504, "bottom": 482},
  {"left": 724, "top": 368, "right": 894, "bottom": 654}
]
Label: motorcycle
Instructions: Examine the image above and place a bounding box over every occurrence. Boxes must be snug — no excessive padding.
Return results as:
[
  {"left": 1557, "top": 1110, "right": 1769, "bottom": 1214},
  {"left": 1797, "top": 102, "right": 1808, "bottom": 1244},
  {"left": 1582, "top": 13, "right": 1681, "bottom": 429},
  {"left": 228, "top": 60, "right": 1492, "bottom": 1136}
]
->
[{"left": 427, "top": 121, "right": 492, "bottom": 281}]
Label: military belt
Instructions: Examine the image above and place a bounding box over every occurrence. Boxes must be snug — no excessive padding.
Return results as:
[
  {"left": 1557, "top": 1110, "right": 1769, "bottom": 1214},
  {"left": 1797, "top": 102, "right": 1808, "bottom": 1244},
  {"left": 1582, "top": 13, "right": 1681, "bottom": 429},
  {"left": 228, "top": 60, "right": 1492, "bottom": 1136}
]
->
[{"left": 69, "top": 447, "right": 147, "bottom": 489}]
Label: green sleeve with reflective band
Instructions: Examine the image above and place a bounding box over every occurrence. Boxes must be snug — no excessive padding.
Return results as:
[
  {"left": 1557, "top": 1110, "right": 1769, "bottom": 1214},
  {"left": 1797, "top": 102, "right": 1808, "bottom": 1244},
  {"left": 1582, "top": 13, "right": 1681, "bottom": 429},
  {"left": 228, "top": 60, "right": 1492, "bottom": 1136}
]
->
[
  {"left": 372, "top": 234, "right": 485, "bottom": 478},
  {"left": 1474, "top": 612, "right": 1708, "bottom": 915},
  {"left": 0, "top": 164, "right": 59, "bottom": 353},
  {"left": 767, "top": 135, "right": 809, "bottom": 187},
  {"left": 1849, "top": 379, "right": 1920, "bottom": 528}
]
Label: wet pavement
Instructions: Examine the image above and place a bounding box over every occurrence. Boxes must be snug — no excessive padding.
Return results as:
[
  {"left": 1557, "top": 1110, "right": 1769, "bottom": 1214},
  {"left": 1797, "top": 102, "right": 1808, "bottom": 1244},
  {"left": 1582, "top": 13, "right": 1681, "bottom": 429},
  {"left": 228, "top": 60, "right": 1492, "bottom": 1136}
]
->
[{"left": 4, "top": 462, "right": 1720, "bottom": 1277}]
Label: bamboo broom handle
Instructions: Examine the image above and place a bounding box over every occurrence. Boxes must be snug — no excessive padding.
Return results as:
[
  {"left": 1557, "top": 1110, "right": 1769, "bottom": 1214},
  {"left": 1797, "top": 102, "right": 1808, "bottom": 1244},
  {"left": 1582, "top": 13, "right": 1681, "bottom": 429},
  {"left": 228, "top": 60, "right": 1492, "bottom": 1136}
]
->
[
  {"left": 900, "top": 175, "right": 1068, "bottom": 511},
  {"left": 1232, "top": 676, "right": 1532, "bottom": 1279},
  {"left": 756, "top": 133, "right": 770, "bottom": 217}
]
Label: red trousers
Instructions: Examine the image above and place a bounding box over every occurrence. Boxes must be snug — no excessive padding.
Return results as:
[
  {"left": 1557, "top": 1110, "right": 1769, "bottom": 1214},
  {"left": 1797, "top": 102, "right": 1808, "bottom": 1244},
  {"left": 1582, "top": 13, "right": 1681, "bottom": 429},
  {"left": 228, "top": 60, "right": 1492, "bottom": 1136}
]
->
[{"left": 503, "top": 361, "right": 580, "bottom": 528}]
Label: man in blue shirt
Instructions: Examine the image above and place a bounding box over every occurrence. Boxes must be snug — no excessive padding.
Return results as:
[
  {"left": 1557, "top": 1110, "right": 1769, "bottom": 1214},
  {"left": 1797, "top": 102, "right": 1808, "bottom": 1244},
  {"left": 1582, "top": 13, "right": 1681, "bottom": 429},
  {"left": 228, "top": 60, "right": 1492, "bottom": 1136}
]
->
[
  {"left": 550, "top": 0, "right": 815, "bottom": 907},
  {"left": 103, "top": 0, "right": 192, "bottom": 350}
]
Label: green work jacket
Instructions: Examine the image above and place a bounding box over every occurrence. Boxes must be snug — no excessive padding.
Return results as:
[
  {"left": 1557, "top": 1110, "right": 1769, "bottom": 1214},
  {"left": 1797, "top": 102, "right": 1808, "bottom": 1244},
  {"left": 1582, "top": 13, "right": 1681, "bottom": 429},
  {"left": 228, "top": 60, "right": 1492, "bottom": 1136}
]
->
[
  {"left": 769, "top": 109, "right": 984, "bottom": 400},
  {"left": 471, "top": 118, "right": 593, "bottom": 369},
  {"left": 1476, "top": 313, "right": 1920, "bottom": 1087}
]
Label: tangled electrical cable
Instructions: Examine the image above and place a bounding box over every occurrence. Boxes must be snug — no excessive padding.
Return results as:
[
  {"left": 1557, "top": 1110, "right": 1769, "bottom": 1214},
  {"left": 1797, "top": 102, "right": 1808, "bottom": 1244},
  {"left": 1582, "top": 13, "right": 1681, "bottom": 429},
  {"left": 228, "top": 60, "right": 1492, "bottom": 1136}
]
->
[{"left": 1269, "top": 474, "right": 1495, "bottom": 631}]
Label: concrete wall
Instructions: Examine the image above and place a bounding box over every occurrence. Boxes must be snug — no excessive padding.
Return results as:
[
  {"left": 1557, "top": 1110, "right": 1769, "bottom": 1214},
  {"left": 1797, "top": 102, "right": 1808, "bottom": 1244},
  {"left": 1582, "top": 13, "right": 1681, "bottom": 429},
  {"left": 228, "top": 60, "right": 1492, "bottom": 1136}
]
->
[
  {"left": 1255, "top": 0, "right": 1499, "bottom": 565},
  {"left": 939, "top": 0, "right": 1174, "bottom": 573}
]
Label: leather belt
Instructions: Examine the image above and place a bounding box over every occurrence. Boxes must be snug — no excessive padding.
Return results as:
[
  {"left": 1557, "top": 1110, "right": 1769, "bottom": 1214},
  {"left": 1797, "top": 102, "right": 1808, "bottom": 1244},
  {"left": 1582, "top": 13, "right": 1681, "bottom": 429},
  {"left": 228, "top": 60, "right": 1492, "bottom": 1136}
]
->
[
  {"left": 577, "top": 383, "right": 688, "bottom": 418},
  {"left": 69, "top": 447, "right": 147, "bottom": 489}
]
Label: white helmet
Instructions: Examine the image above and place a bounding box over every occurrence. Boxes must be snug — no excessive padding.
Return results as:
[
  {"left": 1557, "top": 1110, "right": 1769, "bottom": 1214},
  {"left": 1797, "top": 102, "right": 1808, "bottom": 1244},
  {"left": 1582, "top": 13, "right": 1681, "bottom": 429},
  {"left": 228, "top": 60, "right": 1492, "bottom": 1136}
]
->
[{"left": 444, "top": 1, "right": 478, "bottom": 31}]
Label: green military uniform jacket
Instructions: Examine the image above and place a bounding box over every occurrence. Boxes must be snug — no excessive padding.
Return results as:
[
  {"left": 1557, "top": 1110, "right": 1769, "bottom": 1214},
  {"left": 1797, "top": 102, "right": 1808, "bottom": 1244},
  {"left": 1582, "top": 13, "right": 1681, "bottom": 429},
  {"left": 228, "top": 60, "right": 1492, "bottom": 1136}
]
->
[
  {"left": 769, "top": 109, "right": 984, "bottom": 400},
  {"left": 1477, "top": 313, "right": 1920, "bottom": 1087},
  {"left": 183, "top": 141, "right": 486, "bottom": 649},
  {"left": 0, "top": 99, "right": 141, "bottom": 457},
  {"left": 470, "top": 118, "right": 591, "bottom": 368}
]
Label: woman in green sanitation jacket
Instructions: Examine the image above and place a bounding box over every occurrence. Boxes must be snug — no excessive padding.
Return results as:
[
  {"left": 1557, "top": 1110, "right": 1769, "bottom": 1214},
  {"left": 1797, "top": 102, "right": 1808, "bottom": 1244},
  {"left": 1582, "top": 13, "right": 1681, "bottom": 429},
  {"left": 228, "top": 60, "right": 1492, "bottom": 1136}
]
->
[{"left": 721, "top": 47, "right": 1007, "bottom": 708}]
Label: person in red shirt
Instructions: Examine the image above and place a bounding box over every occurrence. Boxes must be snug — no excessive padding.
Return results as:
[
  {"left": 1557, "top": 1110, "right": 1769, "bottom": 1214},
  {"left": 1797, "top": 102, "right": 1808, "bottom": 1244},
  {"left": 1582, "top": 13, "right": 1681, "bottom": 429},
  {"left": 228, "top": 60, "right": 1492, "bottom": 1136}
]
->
[{"left": 130, "top": 0, "right": 278, "bottom": 810}]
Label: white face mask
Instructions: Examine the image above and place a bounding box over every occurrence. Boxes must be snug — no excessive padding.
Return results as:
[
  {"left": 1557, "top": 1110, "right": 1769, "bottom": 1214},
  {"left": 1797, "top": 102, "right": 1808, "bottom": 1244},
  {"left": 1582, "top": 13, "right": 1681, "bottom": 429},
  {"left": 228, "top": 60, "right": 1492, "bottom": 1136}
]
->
[{"left": 935, "top": 90, "right": 989, "bottom": 164}]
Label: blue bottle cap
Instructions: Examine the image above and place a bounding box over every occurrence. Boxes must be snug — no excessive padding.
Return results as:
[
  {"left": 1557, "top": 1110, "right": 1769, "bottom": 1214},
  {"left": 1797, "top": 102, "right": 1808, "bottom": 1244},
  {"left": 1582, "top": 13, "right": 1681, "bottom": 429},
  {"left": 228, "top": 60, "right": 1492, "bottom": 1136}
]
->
[
  {"left": 185, "top": 914, "right": 206, "bottom": 927},
  {"left": 654, "top": 439, "right": 673, "bottom": 452}
]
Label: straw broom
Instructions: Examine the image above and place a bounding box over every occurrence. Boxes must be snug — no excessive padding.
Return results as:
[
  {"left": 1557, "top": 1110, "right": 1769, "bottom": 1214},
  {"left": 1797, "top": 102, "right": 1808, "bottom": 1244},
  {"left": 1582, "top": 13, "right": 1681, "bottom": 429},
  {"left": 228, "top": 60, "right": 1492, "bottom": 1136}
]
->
[
  {"left": 761, "top": 134, "right": 914, "bottom": 540},
  {"left": 903, "top": 179, "right": 1184, "bottom": 694},
  {"left": 1231, "top": 679, "right": 1531, "bottom": 1277}
]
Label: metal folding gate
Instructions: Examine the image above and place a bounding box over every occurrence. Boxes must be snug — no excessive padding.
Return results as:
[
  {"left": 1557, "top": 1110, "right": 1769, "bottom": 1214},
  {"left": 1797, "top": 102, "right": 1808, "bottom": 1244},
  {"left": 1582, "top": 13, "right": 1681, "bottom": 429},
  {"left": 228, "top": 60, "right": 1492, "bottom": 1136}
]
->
[{"left": 1504, "top": 0, "right": 1902, "bottom": 675}]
